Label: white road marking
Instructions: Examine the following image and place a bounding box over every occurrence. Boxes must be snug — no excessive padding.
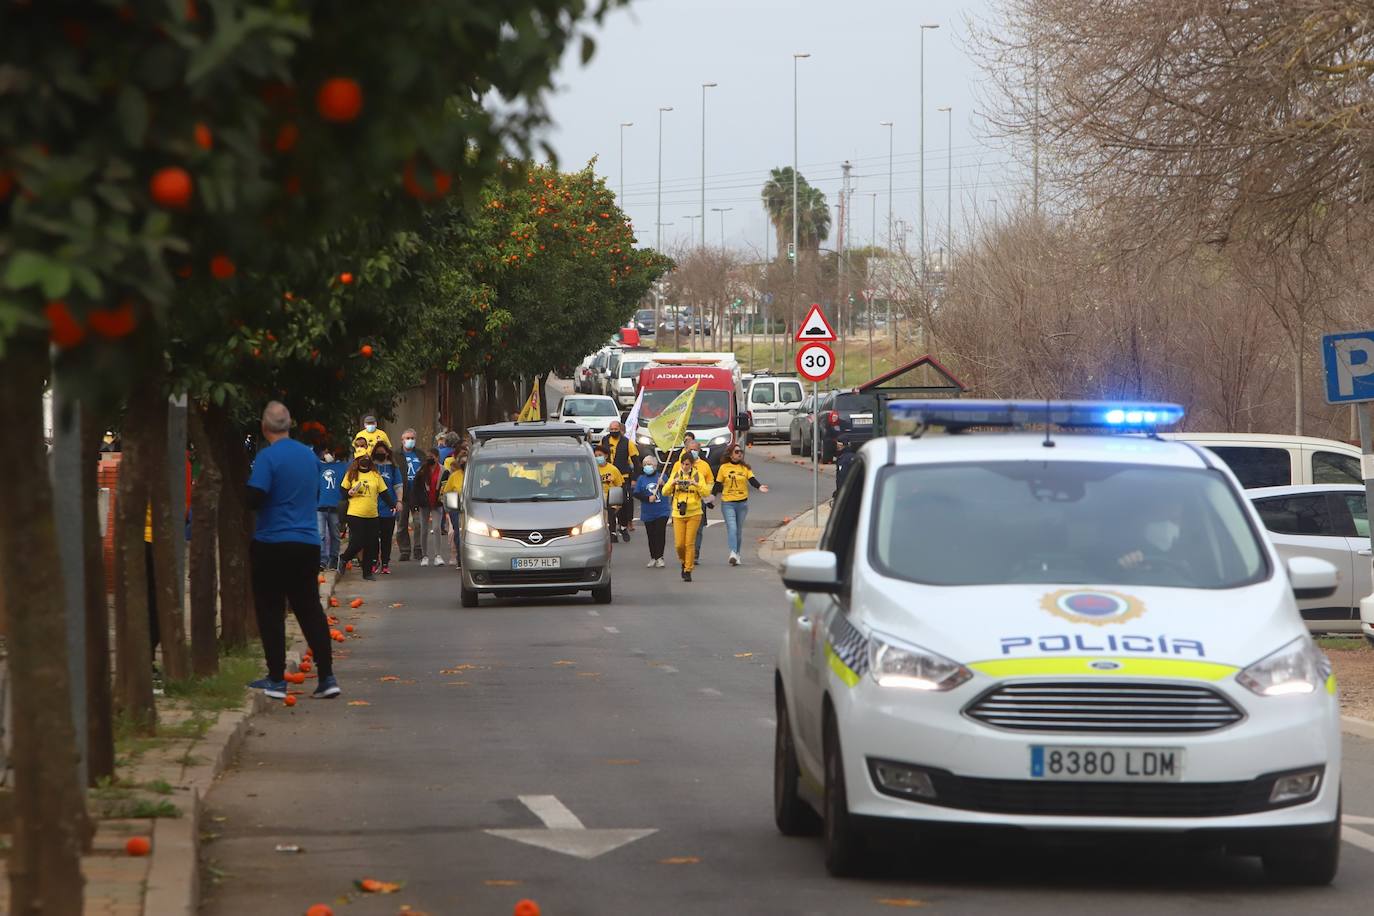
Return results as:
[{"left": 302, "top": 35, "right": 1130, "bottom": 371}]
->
[
  {"left": 656, "top": 664, "right": 679, "bottom": 673},
  {"left": 758, "top": 717, "right": 777, "bottom": 728},
  {"left": 604, "top": 626, "right": 620, "bottom": 634},
  {"left": 485, "top": 795, "right": 658, "bottom": 860},
  {"left": 1343, "top": 826, "right": 1374, "bottom": 854},
  {"left": 700, "top": 687, "right": 723, "bottom": 698},
  {"left": 587, "top": 610, "right": 600, "bottom": 617},
  {"left": 1344, "top": 814, "right": 1374, "bottom": 825}
]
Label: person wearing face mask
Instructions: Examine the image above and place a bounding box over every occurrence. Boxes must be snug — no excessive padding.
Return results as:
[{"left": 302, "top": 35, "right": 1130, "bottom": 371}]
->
[
  {"left": 594, "top": 444, "right": 626, "bottom": 535},
  {"left": 603, "top": 420, "right": 640, "bottom": 542},
  {"left": 411, "top": 449, "right": 446, "bottom": 566},
  {"left": 440, "top": 448, "right": 467, "bottom": 566},
  {"left": 315, "top": 446, "right": 347, "bottom": 571},
  {"left": 397, "top": 428, "right": 423, "bottom": 561},
  {"left": 712, "top": 445, "right": 769, "bottom": 566},
  {"left": 337, "top": 452, "right": 394, "bottom": 582},
  {"left": 662, "top": 448, "right": 712, "bottom": 581},
  {"left": 668, "top": 432, "right": 715, "bottom": 562},
  {"left": 354, "top": 415, "right": 392, "bottom": 453},
  {"left": 1116, "top": 498, "right": 1186, "bottom": 574},
  {"left": 372, "top": 444, "right": 401, "bottom": 575},
  {"left": 351, "top": 434, "right": 370, "bottom": 459},
  {"left": 632, "top": 456, "right": 670, "bottom": 568}
]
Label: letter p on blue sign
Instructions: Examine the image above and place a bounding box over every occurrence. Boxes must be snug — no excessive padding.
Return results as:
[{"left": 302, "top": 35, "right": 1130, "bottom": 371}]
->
[{"left": 1323, "top": 331, "right": 1374, "bottom": 403}]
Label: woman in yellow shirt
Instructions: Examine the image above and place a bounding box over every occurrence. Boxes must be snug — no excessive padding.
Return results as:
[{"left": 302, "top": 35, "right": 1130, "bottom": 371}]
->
[
  {"left": 594, "top": 444, "right": 626, "bottom": 537},
  {"left": 441, "top": 454, "right": 465, "bottom": 566},
  {"left": 712, "top": 444, "right": 769, "bottom": 567},
  {"left": 337, "top": 454, "right": 393, "bottom": 581},
  {"left": 662, "top": 450, "right": 713, "bottom": 581}
]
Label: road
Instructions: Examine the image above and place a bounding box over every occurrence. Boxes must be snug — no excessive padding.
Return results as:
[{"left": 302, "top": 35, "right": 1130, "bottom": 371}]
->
[{"left": 203, "top": 443, "right": 1374, "bottom": 916}]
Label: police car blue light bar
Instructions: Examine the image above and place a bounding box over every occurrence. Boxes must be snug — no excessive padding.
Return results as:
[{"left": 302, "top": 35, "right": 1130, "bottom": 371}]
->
[{"left": 886, "top": 400, "right": 1185, "bottom": 430}]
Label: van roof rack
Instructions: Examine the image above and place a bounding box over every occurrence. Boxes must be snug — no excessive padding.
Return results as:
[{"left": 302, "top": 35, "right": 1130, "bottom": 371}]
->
[{"left": 470, "top": 421, "right": 590, "bottom": 444}]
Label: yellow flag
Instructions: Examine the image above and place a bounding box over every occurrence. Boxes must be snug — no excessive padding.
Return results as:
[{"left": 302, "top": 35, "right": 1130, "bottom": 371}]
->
[
  {"left": 646, "top": 382, "right": 699, "bottom": 452},
  {"left": 517, "top": 381, "right": 541, "bottom": 421}
]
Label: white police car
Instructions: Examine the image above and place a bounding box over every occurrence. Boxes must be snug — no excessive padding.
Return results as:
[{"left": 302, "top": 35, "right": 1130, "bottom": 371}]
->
[{"left": 775, "top": 401, "right": 1343, "bottom": 883}]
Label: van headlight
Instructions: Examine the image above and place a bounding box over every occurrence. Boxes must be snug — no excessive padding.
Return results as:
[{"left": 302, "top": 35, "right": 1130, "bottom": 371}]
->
[
  {"left": 1237, "top": 636, "right": 1331, "bottom": 697},
  {"left": 868, "top": 633, "right": 972, "bottom": 691},
  {"left": 570, "top": 512, "right": 604, "bottom": 537},
  {"left": 466, "top": 517, "right": 500, "bottom": 539},
  {"left": 708, "top": 435, "right": 730, "bottom": 446}
]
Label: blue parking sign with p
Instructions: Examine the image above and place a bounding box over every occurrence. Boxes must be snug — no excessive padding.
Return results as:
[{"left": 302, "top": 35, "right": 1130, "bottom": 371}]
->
[{"left": 1322, "top": 331, "right": 1374, "bottom": 404}]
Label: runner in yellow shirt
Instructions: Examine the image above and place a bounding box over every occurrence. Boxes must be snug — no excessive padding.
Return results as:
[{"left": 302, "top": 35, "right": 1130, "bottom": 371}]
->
[
  {"left": 662, "top": 449, "right": 713, "bottom": 581},
  {"left": 336, "top": 454, "right": 393, "bottom": 580},
  {"left": 712, "top": 444, "right": 769, "bottom": 566},
  {"left": 594, "top": 444, "right": 626, "bottom": 536}
]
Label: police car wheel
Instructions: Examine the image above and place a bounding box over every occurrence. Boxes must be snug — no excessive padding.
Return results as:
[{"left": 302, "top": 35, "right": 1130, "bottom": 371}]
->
[
  {"left": 823, "top": 707, "right": 869, "bottom": 877},
  {"left": 774, "top": 684, "right": 821, "bottom": 837},
  {"left": 1261, "top": 803, "right": 1340, "bottom": 886},
  {"left": 460, "top": 585, "right": 479, "bottom": 608}
]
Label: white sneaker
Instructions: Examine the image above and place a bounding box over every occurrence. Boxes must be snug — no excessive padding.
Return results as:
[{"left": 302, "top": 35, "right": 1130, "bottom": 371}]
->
[
  {"left": 420, "top": 557, "right": 430, "bottom": 567},
  {"left": 655, "top": 558, "right": 666, "bottom": 568},
  {"left": 646, "top": 559, "right": 657, "bottom": 568},
  {"left": 434, "top": 556, "right": 446, "bottom": 566},
  {"left": 729, "top": 552, "right": 740, "bottom": 566}
]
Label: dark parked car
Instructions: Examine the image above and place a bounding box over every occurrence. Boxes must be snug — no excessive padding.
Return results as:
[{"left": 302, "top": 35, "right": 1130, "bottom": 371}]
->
[{"left": 788, "top": 390, "right": 878, "bottom": 462}]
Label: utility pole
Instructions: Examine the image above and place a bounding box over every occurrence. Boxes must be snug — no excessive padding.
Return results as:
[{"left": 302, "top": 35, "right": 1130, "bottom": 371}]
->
[
  {"left": 838, "top": 160, "right": 851, "bottom": 385},
  {"left": 868, "top": 191, "right": 877, "bottom": 380},
  {"left": 1032, "top": 59, "right": 1041, "bottom": 216},
  {"left": 939, "top": 105, "right": 953, "bottom": 260},
  {"left": 656, "top": 106, "right": 672, "bottom": 347},
  {"left": 701, "top": 82, "right": 717, "bottom": 249},
  {"left": 919, "top": 22, "right": 939, "bottom": 351},
  {"left": 792, "top": 52, "right": 810, "bottom": 361},
  {"left": 618, "top": 121, "right": 633, "bottom": 204}
]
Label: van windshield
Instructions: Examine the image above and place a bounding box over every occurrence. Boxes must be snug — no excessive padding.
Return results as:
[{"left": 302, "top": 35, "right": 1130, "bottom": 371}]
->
[
  {"left": 870, "top": 461, "right": 1267, "bottom": 589},
  {"left": 469, "top": 457, "right": 600, "bottom": 502},
  {"left": 619, "top": 360, "right": 648, "bottom": 380},
  {"left": 640, "top": 389, "right": 732, "bottom": 427}
]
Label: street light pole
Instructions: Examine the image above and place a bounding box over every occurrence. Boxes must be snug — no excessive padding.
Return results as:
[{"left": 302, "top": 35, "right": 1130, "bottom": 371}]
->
[
  {"left": 657, "top": 105, "right": 673, "bottom": 348},
  {"left": 880, "top": 119, "right": 895, "bottom": 352},
  {"left": 868, "top": 191, "right": 877, "bottom": 379},
  {"left": 711, "top": 206, "right": 733, "bottom": 350},
  {"left": 938, "top": 106, "right": 952, "bottom": 262},
  {"left": 919, "top": 22, "right": 939, "bottom": 351},
  {"left": 701, "top": 82, "right": 717, "bottom": 251},
  {"left": 711, "top": 206, "right": 732, "bottom": 253},
  {"left": 793, "top": 52, "right": 809, "bottom": 362},
  {"left": 683, "top": 214, "right": 700, "bottom": 243},
  {"left": 619, "top": 121, "right": 633, "bottom": 204}
]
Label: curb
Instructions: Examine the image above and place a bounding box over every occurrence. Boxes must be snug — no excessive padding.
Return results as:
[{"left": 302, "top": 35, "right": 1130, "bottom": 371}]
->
[
  {"left": 143, "top": 690, "right": 266, "bottom": 916},
  {"left": 1342, "top": 714, "right": 1374, "bottom": 740}
]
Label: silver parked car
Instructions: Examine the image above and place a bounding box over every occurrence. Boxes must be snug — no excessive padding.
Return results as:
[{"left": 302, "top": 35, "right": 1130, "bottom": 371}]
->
[{"left": 455, "top": 423, "right": 621, "bottom": 607}]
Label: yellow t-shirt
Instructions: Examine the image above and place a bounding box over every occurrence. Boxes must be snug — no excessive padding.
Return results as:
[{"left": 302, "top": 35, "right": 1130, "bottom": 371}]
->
[
  {"left": 716, "top": 462, "right": 757, "bottom": 502},
  {"left": 344, "top": 469, "right": 385, "bottom": 518},
  {"left": 355, "top": 428, "right": 393, "bottom": 451},
  {"left": 598, "top": 463, "right": 625, "bottom": 496},
  {"left": 662, "top": 462, "right": 712, "bottom": 518},
  {"left": 670, "top": 454, "right": 715, "bottom": 490},
  {"left": 442, "top": 468, "right": 465, "bottom": 495}
]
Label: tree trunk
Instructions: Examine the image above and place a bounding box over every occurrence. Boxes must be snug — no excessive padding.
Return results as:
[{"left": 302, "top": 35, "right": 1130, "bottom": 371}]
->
[
  {"left": 188, "top": 407, "right": 221, "bottom": 676},
  {"left": 113, "top": 386, "right": 155, "bottom": 735},
  {"left": 144, "top": 378, "right": 190, "bottom": 682},
  {"left": 81, "top": 404, "right": 114, "bottom": 786},
  {"left": 1, "top": 334, "right": 87, "bottom": 913},
  {"left": 210, "top": 405, "right": 253, "bottom": 649},
  {"left": 1292, "top": 331, "right": 1306, "bottom": 437}
]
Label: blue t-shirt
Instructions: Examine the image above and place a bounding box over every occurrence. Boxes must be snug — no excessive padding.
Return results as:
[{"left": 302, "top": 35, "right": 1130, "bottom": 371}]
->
[
  {"left": 377, "top": 464, "right": 400, "bottom": 518},
  {"left": 402, "top": 450, "right": 422, "bottom": 483},
  {"left": 439, "top": 446, "right": 455, "bottom": 463},
  {"left": 316, "top": 460, "right": 347, "bottom": 510},
  {"left": 247, "top": 438, "right": 321, "bottom": 545},
  {"left": 633, "top": 471, "right": 671, "bottom": 522}
]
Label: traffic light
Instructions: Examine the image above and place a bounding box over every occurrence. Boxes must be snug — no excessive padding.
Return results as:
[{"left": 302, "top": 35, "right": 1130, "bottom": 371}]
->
[{"left": 786, "top": 242, "right": 796, "bottom": 262}]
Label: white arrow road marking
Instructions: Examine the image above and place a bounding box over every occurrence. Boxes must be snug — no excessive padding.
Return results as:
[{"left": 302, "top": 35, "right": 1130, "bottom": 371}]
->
[
  {"left": 604, "top": 626, "right": 620, "bottom": 634},
  {"left": 486, "top": 795, "right": 657, "bottom": 860}
]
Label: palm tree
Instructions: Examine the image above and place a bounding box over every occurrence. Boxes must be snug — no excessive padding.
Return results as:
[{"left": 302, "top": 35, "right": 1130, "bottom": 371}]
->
[{"left": 761, "top": 166, "right": 830, "bottom": 256}]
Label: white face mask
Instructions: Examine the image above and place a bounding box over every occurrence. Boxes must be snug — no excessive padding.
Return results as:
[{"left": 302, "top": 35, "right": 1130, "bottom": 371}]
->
[
  {"left": 643, "top": 464, "right": 657, "bottom": 474},
  {"left": 1144, "top": 519, "right": 1181, "bottom": 552},
  {"left": 365, "top": 423, "right": 377, "bottom": 433},
  {"left": 322, "top": 453, "right": 334, "bottom": 464},
  {"left": 403, "top": 438, "right": 416, "bottom": 449}
]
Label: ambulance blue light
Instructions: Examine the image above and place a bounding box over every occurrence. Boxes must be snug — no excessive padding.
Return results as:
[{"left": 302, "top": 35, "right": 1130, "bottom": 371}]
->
[{"left": 887, "top": 400, "right": 1184, "bottom": 430}]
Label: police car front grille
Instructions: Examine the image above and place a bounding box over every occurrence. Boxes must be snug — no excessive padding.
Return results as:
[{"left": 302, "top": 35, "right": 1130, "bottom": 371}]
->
[{"left": 964, "top": 681, "right": 1243, "bottom": 734}]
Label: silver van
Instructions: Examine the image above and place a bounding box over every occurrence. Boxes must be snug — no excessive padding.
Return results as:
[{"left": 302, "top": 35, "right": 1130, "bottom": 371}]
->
[
  {"left": 454, "top": 424, "right": 622, "bottom": 607},
  {"left": 744, "top": 373, "right": 805, "bottom": 443},
  {"left": 1161, "top": 433, "right": 1362, "bottom": 488}
]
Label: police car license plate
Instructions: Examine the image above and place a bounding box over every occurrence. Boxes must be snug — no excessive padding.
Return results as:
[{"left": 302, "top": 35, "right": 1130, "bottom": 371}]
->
[
  {"left": 1030, "top": 745, "right": 1183, "bottom": 781},
  {"left": 512, "top": 557, "right": 561, "bottom": 570}
]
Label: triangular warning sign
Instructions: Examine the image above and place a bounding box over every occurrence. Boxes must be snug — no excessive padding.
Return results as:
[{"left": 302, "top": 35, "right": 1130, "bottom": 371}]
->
[{"left": 795, "top": 304, "right": 836, "bottom": 342}]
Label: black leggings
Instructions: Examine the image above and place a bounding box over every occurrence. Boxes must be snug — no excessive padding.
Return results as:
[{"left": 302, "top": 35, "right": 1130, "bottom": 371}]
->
[
  {"left": 250, "top": 540, "right": 333, "bottom": 682},
  {"left": 378, "top": 516, "right": 396, "bottom": 566},
  {"left": 644, "top": 517, "right": 668, "bottom": 559},
  {"left": 339, "top": 515, "right": 380, "bottom": 573}
]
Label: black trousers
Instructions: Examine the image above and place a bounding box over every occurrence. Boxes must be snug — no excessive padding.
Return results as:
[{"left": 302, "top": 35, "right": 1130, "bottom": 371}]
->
[
  {"left": 378, "top": 516, "right": 396, "bottom": 566},
  {"left": 617, "top": 496, "right": 634, "bottom": 531},
  {"left": 339, "top": 515, "right": 380, "bottom": 573},
  {"left": 250, "top": 540, "right": 334, "bottom": 682},
  {"left": 644, "top": 517, "right": 668, "bottom": 559}
]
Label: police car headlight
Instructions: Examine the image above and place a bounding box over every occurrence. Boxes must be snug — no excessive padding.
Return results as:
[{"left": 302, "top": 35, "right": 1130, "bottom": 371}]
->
[
  {"left": 1237, "top": 636, "right": 1330, "bottom": 697},
  {"left": 868, "top": 633, "right": 972, "bottom": 691},
  {"left": 570, "top": 512, "right": 604, "bottom": 536},
  {"left": 466, "top": 517, "right": 499, "bottom": 539}
]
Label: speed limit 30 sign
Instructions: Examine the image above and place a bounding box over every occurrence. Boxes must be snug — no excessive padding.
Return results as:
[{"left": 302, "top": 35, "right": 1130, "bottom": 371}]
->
[{"left": 795, "top": 341, "right": 835, "bottom": 382}]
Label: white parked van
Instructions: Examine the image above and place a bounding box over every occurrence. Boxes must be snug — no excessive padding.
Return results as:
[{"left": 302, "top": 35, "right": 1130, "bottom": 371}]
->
[
  {"left": 1162, "top": 433, "right": 1361, "bottom": 489},
  {"left": 745, "top": 372, "right": 805, "bottom": 443}
]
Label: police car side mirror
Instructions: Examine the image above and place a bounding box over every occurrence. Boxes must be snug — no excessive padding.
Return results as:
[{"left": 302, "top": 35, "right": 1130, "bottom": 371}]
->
[
  {"left": 782, "top": 550, "right": 840, "bottom": 594},
  {"left": 1287, "top": 556, "right": 1338, "bottom": 601},
  {"left": 443, "top": 491, "right": 461, "bottom": 512},
  {"left": 607, "top": 486, "right": 625, "bottom": 508}
]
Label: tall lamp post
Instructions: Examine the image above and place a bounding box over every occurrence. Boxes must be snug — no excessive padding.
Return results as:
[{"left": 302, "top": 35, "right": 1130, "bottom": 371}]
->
[
  {"left": 937, "top": 105, "right": 953, "bottom": 267},
  {"left": 792, "top": 52, "right": 810, "bottom": 361},
  {"left": 683, "top": 214, "right": 701, "bottom": 244},
  {"left": 710, "top": 206, "right": 733, "bottom": 253},
  {"left": 868, "top": 191, "right": 878, "bottom": 379},
  {"left": 711, "top": 206, "right": 732, "bottom": 348},
  {"left": 918, "top": 23, "right": 939, "bottom": 350},
  {"left": 701, "top": 82, "right": 717, "bottom": 249},
  {"left": 656, "top": 106, "right": 673, "bottom": 346},
  {"left": 619, "top": 121, "right": 633, "bottom": 203},
  {"left": 880, "top": 119, "right": 895, "bottom": 351}
]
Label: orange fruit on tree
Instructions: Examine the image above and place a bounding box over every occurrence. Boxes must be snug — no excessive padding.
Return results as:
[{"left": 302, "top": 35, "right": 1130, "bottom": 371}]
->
[
  {"left": 125, "top": 836, "right": 151, "bottom": 857},
  {"left": 0, "top": 170, "right": 14, "bottom": 200},
  {"left": 360, "top": 344, "right": 373, "bottom": 358},
  {"left": 193, "top": 122, "right": 213, "bottom": 150},
  {"left": 338, "top": 272, "right": 354, "bottom": 285},
  {"left": 284, "top": 695, "right": 296, "bottom": 707},
  {"left": 210, "top": 254, "right": 236, "bottom": 280},
  {"left": 316, "top": 77, "right": 363, "bottom": 122},
  {"left": 87, "top": 301, "right": 137, "bottom": 339},
  {"left": 44, "top": 300, "right": 85, "bottom": 349},
  {"left": 274, "top": 123, "right": 299, "bottom": 153},
  {"left": 149, "top": 166, "right": 193, "bottom": 209}
]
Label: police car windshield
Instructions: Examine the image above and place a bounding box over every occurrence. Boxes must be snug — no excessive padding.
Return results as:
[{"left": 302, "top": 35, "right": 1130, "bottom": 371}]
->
[
  {"left": 470, "top": 457, "right": 599, "bottom": 502},
  {"left": 871, "top": 461, "right": 1267, "bottom": 589}
]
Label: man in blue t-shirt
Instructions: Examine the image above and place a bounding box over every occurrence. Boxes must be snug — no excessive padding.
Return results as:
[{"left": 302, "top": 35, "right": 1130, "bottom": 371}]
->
[
  {"left": 397, "top": 427, "right": 424, "bottom": 561},
  {"left": 245, "top": 402, "right": 341, "bottom": 701},
  {"left": 315, "top": 447, "right": 347, "bottom": 569}
]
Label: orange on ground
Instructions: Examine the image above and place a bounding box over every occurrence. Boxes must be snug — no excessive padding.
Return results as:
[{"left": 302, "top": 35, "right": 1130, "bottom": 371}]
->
[
  {"left": 149, "top": 167, "right": 193, "bottom": 209},
  {"left": 514, "top": 900, "right": 541, "bottom": 916},
  {"left": 284, "top": 695, "right": 297, "bottom": 707},
  {"left": 318, "top": 575, "right": 326, "bottom": 584},
  {"left": 345, "top": 624, "right": 355, "bottom": 633},
  {"left": 329, "top": 629, "right": 341, "bottom": 639},
  {"left": 285, "top": 672, "right": 305, "bottom": 684},
  {"left": 328, "top": 597, "right": 340, "bottom": 608},
  {"left": 349, "top": 598, "right": 364, "bottom": 609},
  {"left": 306, "top": 906, "right": 333, "bottom": 916},
  {"left": 125, "top": 836, "right": 151, "bottom": 857},
  {"left": 316, "top": 77, "right": 363, "bottom": 122},
  {"left": 299, "top": 661, "right": 312, "bottom": 673}
]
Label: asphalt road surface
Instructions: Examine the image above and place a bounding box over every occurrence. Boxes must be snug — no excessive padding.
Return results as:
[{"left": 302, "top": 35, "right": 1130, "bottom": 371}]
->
[{"left": 202, "top": 443, "right": 1374, "bottom": 916}]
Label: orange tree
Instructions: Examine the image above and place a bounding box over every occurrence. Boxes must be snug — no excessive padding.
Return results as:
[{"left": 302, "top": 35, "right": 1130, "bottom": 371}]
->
[{"left": 0, "top": 2, "right": 622, "bottom": 910}]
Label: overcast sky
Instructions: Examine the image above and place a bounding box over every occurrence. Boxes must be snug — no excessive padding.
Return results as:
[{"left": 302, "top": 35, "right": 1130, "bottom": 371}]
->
[{"left": 541, "top": 0, "right": 1026, "bottom": 257}]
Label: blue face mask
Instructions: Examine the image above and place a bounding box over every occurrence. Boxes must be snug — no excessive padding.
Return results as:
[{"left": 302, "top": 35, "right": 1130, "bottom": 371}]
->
[
  {"left": 596, "top": 456, "right": 607, "bottom": 466},
  {"left": 643, "top": 464, "right": 657, "bottom": 475},
  {"left": 365, "top": 423, "right": 377, "bottom": 433}
]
